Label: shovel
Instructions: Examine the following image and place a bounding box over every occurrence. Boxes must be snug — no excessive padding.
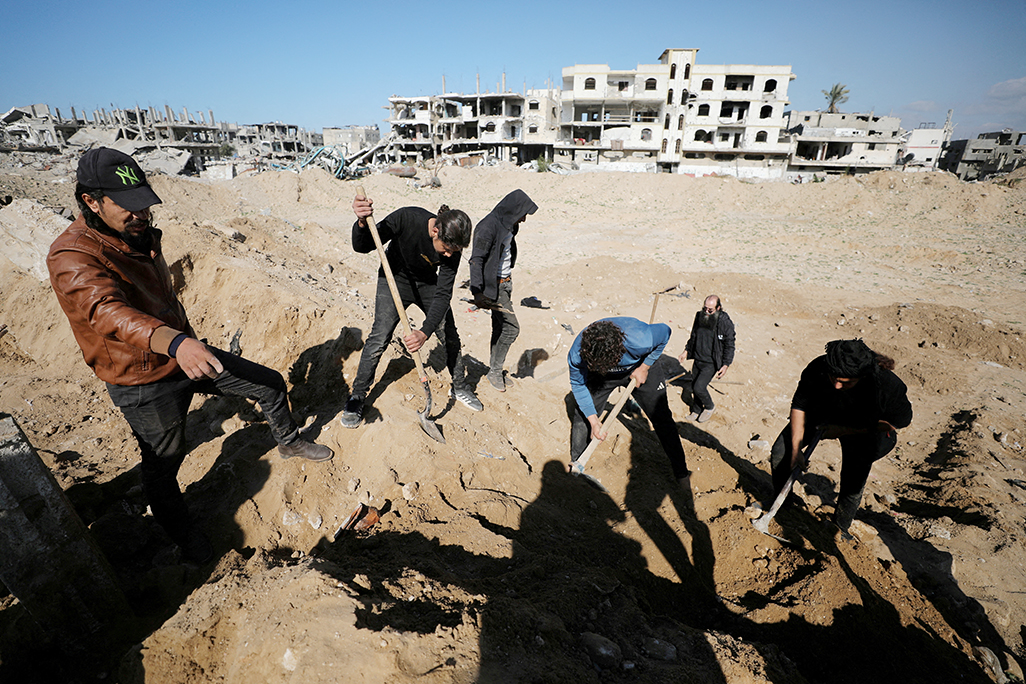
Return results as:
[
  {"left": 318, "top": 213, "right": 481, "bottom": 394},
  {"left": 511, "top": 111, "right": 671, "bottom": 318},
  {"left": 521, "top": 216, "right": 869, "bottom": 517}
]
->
[
  {"left": 752, "top": 429, "right": 822, "bottom": 541},
  {"left": 355, "top": 186, "right": 445, "bottom": 444},
  {"left": 568, "top": 378, "right": 637, "bottom": 492}
]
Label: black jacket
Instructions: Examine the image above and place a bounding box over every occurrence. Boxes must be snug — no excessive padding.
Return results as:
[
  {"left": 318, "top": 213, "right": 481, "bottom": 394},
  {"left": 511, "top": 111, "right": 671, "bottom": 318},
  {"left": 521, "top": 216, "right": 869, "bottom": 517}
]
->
[
  {"left": 468, "top": 189, "right": 538, "bottom": 301},
  {"left": 685, "top": 310, "right": 736, "bottom": 368},
  {"left": 791, "top": 355, "right": 913, "bottom": 432},
  {"left": 352, "top": 206, "right": 460, "bottom": 334}
]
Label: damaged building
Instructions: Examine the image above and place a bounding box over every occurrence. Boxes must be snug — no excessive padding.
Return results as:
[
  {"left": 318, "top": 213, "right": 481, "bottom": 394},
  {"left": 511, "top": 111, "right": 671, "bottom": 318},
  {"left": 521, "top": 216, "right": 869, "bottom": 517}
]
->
[
  {"left": 900, "top": 112, "right": 954, "bottom": 172},
  {"left": 784, "top": 110, "right": 905, "bottom": 175},
  {"left": 938, "top": 129, "right": 1026, "bottom": 180},
  {"left": 384, "top": 74, "right": 559, "bottom": 167},
  {"left": 556, "top": 49, "right": 795, "bottom": 177},
  {"left": 322, "top": 125, "right": 380, "bottom": 158},
  {"left": 1, "top": 103, "right": 319, "bottom": 175},
  {"left": 381, "top": 48, "right": 797, "bottom": 178}
]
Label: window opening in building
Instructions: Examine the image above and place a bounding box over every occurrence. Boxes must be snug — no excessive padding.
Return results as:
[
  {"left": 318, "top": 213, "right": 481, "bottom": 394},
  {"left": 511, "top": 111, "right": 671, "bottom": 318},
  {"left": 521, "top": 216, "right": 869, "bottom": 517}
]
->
[
  {"left": 702, "top": 78, "right": 713, "bottom": 91},
  {"left": 684, "top": 64, "right": 691, "bottom": 79},
  {"left": 670, "top": 64, "right": 677, "bottom": 79},
  {"left": 698, "top": 104, "right": 710, "bottom": 116},
  {"left": 584, "top": 78, "right": 596, "bottom": 90},
  {"left": 764, "top": 79, "right": 777, "bottom": 92},
  {"left": 661, "top": 139, "right": 668, "bottom": 152},
  {"left": 529, "top": 101, "right": 539, "bottom": 110},
  {"left": 641, "top": 128, "right": 652, "bottom": 141},
  {"left": 667, "top": 89, "right": 674, "bottom": 105},
  {"left": 675, "top": 139, "right": 681, "bottom": 153},
  {"left": 645, "top": 78, "right": 657, "bottom": 91},
  {"left": 756, "top": 131, "right": 767, "bottom": 142},
  {"left": 760, "top": 105, "right": 772, "bottom": 119},
  {"left": 678, "top": 115, "right": 684, "bottom": 130}
]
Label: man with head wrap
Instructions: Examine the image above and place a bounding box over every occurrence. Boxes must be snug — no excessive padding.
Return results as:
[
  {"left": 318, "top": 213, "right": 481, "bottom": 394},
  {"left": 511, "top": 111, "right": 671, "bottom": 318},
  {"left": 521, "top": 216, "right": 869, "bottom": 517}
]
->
[{"left": 769, "top": 339, "right": 912, "bottom": 538}]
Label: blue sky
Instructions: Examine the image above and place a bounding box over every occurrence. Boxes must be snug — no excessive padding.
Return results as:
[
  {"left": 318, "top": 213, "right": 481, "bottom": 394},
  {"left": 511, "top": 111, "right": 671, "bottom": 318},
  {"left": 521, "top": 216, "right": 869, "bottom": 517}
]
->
[{"left": 3, "top": 0, "right": 1023, "bottom": 141}]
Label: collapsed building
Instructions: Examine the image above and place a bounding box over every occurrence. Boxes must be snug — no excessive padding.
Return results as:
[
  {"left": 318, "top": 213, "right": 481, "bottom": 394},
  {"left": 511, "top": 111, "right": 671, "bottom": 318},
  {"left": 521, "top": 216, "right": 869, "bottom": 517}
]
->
[
  {"left": 384, "top": 74, "right": 558, "bottom": 168},
  {"left": 784, "top": 111, "right": 905, "bottom": 175},
  {"left": 938, "top": 129, "right": 1026, "bottom": 181},
  {"left": 0, "top": 104, "right": 321, "bottom": 176}
]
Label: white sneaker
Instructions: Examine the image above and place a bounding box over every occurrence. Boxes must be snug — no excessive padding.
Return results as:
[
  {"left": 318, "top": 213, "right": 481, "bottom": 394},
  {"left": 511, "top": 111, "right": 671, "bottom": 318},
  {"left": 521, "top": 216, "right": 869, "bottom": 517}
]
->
[{"left": 452, "top": 387, "right": 483, "bottom": 411}]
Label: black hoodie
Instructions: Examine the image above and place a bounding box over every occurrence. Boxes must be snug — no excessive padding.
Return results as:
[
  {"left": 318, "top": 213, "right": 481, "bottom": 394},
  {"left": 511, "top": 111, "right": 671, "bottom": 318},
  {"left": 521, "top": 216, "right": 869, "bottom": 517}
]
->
[{"left": 468, "top": 189, "right": 538, "bottom": 301}]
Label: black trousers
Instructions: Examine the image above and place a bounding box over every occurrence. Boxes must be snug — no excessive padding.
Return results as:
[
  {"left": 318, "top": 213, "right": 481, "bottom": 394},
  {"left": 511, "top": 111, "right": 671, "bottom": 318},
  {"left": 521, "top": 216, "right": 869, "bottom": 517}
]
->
[
  {"left": 570, "top": 364, "right": 689, "bottom": 479},
  {"left": 770, "top": 422, "right": 897, "bottom": 531},
  {"left": 351, "top": 275, "right": 465, "bottom": 398},
  {"left": 690, "top": 360, "right": 717, "bottom": 412},
  {"left": 107, "top": 347, "right": 299, "bottom": 540}
]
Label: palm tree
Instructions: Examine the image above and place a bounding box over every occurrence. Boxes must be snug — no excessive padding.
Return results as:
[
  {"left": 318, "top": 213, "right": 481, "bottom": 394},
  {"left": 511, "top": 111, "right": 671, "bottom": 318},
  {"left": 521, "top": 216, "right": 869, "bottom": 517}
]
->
[{"left": 822, "top": 83, "right": 850, "bottom": 113}]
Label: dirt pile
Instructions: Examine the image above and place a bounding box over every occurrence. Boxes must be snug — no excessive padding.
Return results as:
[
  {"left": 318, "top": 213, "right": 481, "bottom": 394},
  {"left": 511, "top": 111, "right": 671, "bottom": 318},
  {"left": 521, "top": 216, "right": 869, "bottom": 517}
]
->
[{"left": 1, "top": 161, "right": 1024, "bottom": 683}]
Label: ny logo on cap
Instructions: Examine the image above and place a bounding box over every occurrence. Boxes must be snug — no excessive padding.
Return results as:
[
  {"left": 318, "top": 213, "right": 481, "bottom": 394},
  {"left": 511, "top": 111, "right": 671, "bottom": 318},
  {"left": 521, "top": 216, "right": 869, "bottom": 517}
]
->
[{"left": 115, "top": 165, "right": 140, "bottom": 186}]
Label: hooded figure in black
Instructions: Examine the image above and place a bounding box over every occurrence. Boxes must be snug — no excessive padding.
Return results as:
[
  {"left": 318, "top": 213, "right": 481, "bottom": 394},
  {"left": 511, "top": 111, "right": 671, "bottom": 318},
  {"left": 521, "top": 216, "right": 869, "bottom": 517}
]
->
[
  {"left": 468, "top": 189, "right": 538, "bottom": 391},
  {"left": 769, "top": 339, "right": 912, "bottom": 537}
]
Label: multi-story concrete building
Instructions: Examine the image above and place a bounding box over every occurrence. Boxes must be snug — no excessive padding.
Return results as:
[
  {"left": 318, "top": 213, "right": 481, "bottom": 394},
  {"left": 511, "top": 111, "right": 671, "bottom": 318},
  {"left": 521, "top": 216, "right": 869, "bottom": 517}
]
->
[
  {"left": 385, "top": 84, "right": 558, "bottom": 166},
  {"left": 784, "top": 110, "right": 904, "bottom": 175},
  {"left": 555, "top": 49, "right": 795, "bottom": 177},
  {"left": 938, "top": 129, "right": 1026, "bottom": 180}
]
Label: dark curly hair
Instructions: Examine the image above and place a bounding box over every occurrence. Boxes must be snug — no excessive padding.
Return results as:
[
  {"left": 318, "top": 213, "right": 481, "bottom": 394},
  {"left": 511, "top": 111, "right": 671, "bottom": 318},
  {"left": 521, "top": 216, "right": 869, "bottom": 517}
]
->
[
  {"left": 435, "top": 204, "right": 472, "bottom": 250},
  {"left": 580, "top": 320, "right": 627, "bottom": 373}
]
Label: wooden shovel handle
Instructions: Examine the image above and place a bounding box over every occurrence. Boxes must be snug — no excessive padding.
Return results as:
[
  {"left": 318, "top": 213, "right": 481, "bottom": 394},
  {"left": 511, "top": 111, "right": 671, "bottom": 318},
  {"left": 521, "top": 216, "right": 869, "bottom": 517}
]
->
[{"left": 355, "top": 186, "right": 428, "bottom": 381}]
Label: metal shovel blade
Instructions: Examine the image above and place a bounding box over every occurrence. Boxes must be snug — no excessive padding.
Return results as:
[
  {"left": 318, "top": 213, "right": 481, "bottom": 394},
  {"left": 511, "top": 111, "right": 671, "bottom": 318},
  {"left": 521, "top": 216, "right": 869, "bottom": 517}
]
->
[
  {"left": 571, "top": 469, "right": 608, "bottom": 493},
  {"left": 752, "top": 431, "right": 821, "bottom": 538},
  {"left": 416, "top": 379, "right": 445, "bottom": 444},
  {"left": 753, "top": 466, "right": 800, "bottom": 535}
]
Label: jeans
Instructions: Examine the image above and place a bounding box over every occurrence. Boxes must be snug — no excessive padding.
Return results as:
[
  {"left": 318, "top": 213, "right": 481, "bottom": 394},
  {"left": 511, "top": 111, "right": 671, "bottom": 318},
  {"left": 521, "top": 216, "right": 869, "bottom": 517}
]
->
[
  {"left": 690, "top": 360, "right": 717, "bottom": 412},
  {"left": 106, "top": 347, "right": 299, "bottom": 540},
  {"left": 351, "top": 275, "right": 466, "bottom": 399},
  {"left": 489, "top": 278, "right": 519, "bottom": 374},
  {"left": 769, "top": 422, "right": 897, "bottom": 532},
  {"left": 570, "top": 362, "right": 689, "bottom": 479}
]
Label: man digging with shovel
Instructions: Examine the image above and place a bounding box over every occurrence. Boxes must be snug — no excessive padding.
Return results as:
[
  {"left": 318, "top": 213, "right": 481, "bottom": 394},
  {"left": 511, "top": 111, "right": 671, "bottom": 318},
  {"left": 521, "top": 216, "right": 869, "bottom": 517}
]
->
[
  {"left": 765, "top": 339, "right": 912, "bottom": 541},
  {"left": 340, "top": 193, "right": 478, "bottom": 430},
  {"left": 568, "top": 318, "right": 691, "bottom": 489}
]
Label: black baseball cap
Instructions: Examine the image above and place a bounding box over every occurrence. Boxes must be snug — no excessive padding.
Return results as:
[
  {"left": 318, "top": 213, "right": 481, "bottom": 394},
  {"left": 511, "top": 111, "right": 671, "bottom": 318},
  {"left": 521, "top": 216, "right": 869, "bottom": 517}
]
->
[{"left": 77, "top": 147, "right": 162, "bottom": 212}]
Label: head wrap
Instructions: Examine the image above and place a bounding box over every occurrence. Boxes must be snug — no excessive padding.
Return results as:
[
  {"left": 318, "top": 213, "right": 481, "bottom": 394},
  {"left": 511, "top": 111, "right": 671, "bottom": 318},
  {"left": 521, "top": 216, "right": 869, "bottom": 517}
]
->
[{"left": 824, "top": 339, "right": 877, "bottom": 378}]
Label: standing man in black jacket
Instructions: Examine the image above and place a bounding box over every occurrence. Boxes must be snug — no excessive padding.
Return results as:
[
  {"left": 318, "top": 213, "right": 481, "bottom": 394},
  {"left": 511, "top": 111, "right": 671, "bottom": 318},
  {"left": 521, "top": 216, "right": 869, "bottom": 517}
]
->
[
  {"left": 468, "top": 189, "right": 538, "bottom": 391},
  {"left": 678, "top": 294, "right": 735, "bottom": 422}
]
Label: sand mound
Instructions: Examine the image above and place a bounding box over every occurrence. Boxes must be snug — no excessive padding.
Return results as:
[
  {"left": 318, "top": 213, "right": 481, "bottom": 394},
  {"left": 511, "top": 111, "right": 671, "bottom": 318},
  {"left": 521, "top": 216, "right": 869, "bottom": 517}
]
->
[{"left": 1, "top": 161, "right": 1024, "bottom": 683}]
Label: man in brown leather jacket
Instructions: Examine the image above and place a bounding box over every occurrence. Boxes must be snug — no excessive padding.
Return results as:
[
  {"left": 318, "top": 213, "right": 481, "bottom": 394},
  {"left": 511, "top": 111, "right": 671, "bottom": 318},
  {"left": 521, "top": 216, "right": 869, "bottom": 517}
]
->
[{"left": 47, "top": 148, "right": 333, "bottom": 562}]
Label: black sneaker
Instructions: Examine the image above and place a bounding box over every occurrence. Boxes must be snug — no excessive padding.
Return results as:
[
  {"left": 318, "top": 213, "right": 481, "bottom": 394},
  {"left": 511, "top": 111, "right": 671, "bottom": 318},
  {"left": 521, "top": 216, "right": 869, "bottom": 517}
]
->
[{"left": 340, "top": 396, "right": 364, "bottom": 428}]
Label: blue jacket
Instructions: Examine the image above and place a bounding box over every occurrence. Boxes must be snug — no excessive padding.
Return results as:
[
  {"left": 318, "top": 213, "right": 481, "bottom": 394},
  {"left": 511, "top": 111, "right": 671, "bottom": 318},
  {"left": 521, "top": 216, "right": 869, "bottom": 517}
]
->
[{"left": 568, "top": 317, "right": 670, "bottom": 417}]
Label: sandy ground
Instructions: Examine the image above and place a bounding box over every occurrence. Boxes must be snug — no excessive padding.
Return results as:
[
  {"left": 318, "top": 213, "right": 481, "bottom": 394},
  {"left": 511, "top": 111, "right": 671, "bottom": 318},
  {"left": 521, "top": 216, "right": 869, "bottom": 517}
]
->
[{"left": 1, "top": 158, "right": 1025, "bottom": 684}]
